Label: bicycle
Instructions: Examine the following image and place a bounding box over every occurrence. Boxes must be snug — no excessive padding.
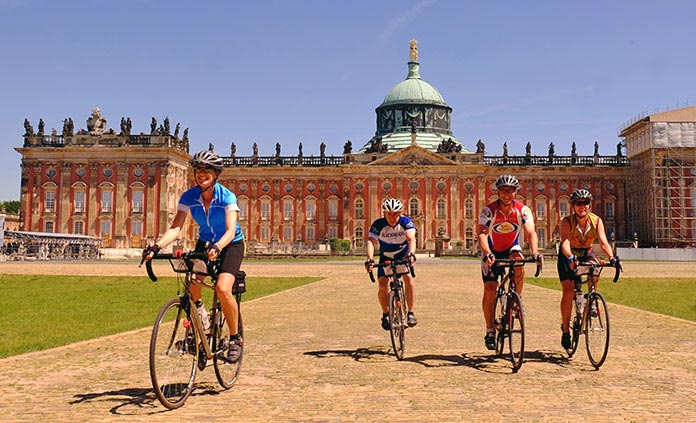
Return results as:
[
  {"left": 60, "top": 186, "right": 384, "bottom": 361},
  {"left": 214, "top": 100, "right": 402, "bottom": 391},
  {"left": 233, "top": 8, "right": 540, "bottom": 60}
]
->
[
  {"left": 140, "top": 250, "right": 245, "bottom": 409},
  {"left": 565, "top": 257, "right": 622, "bottom": 369},
  {"left": 367, "top": 258, "right": 415, "bottom": 361},
  {"left": 491, "top": 257, "right": 542, "bottom": 373}
]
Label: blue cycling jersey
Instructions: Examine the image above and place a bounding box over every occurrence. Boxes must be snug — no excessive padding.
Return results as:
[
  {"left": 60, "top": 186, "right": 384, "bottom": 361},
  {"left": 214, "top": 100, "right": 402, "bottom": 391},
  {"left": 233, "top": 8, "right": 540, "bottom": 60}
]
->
[
  {"left": 368, "top": 215, "right": 415, "bottom": 259},
  {"left": 178, "top": 183, "right": 244, "bottom": 244}
]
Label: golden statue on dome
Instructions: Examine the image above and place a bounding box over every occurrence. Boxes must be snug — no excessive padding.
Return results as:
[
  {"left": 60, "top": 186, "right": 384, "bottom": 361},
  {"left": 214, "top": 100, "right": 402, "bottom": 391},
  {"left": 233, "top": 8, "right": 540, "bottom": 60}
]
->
[{"left": 409, "top": 38, "right": 418, "bottom": 62}]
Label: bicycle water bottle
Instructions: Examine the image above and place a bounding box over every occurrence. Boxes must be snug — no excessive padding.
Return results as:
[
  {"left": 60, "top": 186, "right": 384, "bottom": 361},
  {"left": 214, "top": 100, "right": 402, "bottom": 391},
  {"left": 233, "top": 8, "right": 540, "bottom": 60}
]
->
[
  {"left": 575, "top": 291, "right": 586, "bottom": 315},
  {"left": 195, "top": 300, "right": 211, "bottom": 331}
]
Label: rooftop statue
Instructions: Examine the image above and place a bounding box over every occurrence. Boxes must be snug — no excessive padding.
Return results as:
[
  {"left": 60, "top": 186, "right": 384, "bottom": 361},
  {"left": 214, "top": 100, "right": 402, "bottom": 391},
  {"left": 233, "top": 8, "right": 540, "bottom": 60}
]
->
[
  {"left": 86, "top": 107, "right": 107, "bottom": 135},
  {"left": 23, "top": 118, "right": 34, "bottom": 136},
  {"left": 409, "top": 38, "right": 418, "bottom": 62},
  {"left": 343, "top": 140, "right": 352, "bottom": 154}
]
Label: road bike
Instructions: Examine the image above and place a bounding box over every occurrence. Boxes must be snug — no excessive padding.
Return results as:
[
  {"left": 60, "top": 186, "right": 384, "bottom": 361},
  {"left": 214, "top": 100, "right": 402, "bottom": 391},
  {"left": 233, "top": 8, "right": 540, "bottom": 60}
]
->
[
  {"left": 565, "top": 257, "right": 622, "bottom": 369},
  {"left": 368, "top": 258, "right": 415, "bottom": 360},
  {"left": 140, "top": 250, "right": 245, "bottom": 409},
  {"left": 491, "top": 257, "right": 542, "bottom": 373}
]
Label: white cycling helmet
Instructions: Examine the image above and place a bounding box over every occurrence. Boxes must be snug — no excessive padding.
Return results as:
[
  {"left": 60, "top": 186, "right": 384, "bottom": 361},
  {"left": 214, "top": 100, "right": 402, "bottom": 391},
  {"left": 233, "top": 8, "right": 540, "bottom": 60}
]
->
[
  {"left": 570, "top": 188, "right": 593, "bottom": 203},
  {"left": 382, "top": 198, "right": 404, "bottom": 212},
  {"left": 495, "top": 174, "right": 520, "bottom": 189},
  {"left": 190, "top": 150, "right": 224, "bottom": 172}
]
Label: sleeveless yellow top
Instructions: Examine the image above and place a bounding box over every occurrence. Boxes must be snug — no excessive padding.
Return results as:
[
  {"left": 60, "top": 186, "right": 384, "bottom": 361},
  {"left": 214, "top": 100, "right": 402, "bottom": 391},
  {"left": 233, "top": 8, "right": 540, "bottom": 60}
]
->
[{"left": 563, "top": 212, "right": 600, "bottom": 254}]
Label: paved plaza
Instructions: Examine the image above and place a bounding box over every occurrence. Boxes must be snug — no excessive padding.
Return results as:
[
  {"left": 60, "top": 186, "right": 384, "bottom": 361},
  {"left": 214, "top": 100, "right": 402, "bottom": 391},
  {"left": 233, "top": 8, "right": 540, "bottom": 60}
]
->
[{"left": 0, "top": 259, "right": 695, "bottom": 422}]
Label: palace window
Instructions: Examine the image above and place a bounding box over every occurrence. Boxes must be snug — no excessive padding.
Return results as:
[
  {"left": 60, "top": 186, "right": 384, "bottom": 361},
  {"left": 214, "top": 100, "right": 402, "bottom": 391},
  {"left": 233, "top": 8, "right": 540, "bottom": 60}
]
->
[
  {"left": 283, "top": 226, "right": 293, "bottom": 242},
  {"left": 465, "top": 227, "right": 474, "bottom": 249},
  {"left": 306, "top": 200, "right": 316, "bottom": 221},
  {"left": 559, "top": 200, "right": 569, "bottom": 219},
  {"left": 354, "top": 198, "right": 364, "bottom": 219},
  {"left": 536, "top": 201, "right": 546, "bottom": 220},
  {"left": 131, "top": 219, "right": 143, "bottom": 236},
  {"left": 537, "top": 227, "right": 547, "bottom": 249},
  {"left": 45, "top": 191, "right": 56, "bottom": 213},
  {"left": 328, "top": 198, "right": 338, "bottom": 220},
  {"left": 436, "top": 198, "right": 447, "bottom": 219},
  {"left": 74, "top": 190, "right": 85, "bottom": 213},
  {"left": 74, "top": 220, "right": 84, "bottom": 235},
  {"left": 132, "top": 190, "right": 143, "bottom": 213},
  {"left": 261, "top": 200, "right": 271, "bottom": 221},
  {"left": 605, "top": 201, "right": 615, "bottom": 220},
  {"left": 45, "top": 221, "right": 54, "bottom": 233},
  {"left": 238, "top": 197, "right": 248, "bottom": 220},
  {"left": 465, "top": 198, "right": 474, "bottom": 219},
  {"left": 100, "top": 219, "right": 111, "bottom": 236},
  {"left": 409, "top": 198, "right": 420, "bottom": 217},
  {"left": 101, "top": 190, "right": 112, "bottom": 213},
  {"left": 283, "top": 200, "right": 293, "bottom": 221}
]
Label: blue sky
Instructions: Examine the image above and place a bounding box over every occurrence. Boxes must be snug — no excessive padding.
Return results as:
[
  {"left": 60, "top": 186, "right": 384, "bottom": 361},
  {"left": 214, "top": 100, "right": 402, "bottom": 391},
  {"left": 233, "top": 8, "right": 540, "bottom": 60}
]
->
[{"left": 1, "top": 0, "right": 695, "bottom": 201}]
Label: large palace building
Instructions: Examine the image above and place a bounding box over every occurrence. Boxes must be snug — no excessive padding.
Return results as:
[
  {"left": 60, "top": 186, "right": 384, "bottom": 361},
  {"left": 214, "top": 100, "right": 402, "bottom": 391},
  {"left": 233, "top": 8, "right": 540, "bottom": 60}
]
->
[{"left": 14, "top": 40, "right": 696, "bottom": 252}]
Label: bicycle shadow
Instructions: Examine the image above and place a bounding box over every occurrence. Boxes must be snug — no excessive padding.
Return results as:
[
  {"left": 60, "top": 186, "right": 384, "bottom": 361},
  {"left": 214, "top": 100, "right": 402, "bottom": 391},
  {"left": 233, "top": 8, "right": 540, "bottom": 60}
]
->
[
  {"left": 303, "top": 346, "right": 393, "bottom": 362},
  {"left": 305, "top": 347, "right": 573, "bottom": 373},
  {"left": 70, "top": 382, "right": 225, "bottom": 415}
]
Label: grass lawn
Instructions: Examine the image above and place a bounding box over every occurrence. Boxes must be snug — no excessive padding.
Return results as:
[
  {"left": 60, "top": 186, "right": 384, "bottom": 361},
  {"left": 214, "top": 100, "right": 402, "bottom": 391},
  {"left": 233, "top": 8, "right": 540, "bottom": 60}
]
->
[
  {"left": 527, "top": 277, "right": 696, "bottom": 322},
  {"left": 0, "top": 274, "right": 321, "bottom": 358}
]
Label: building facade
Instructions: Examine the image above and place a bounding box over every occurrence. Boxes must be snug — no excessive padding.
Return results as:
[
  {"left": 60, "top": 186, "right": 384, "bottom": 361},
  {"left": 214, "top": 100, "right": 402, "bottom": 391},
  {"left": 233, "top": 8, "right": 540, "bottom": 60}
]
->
[{"left": 13, "top": 41, "right": 695, "bottom": 251}]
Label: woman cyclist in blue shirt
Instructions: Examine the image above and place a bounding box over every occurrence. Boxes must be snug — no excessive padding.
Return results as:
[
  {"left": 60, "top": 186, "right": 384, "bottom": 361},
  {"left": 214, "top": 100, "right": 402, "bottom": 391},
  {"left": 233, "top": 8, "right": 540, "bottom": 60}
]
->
[{"left": 143, "top": 150, "right": 244, "bottom": 362}]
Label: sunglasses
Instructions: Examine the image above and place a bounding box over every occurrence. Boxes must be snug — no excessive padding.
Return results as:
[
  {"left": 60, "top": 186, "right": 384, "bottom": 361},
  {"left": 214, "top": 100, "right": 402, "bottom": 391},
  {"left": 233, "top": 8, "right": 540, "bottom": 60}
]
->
[
  {"left": 574, "top": 201, "right": 591, "bottom": 206},
  {"left": 194, "top": 166, "right": 217, "bottom": 174}
]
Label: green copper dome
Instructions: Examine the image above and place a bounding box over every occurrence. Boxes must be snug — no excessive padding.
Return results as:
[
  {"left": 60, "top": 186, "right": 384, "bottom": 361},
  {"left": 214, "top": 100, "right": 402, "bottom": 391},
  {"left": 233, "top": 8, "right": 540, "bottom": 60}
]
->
[{"left": 379, "top": 61, "right": 447, "bottom": 107}]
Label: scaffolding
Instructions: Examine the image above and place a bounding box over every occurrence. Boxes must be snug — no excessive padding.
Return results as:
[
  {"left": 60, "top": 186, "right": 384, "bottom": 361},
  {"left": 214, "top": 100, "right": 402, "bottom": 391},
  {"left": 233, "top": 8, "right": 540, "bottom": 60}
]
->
[{"left": 624, "top": 119, "right": 696, "bottom": 247}]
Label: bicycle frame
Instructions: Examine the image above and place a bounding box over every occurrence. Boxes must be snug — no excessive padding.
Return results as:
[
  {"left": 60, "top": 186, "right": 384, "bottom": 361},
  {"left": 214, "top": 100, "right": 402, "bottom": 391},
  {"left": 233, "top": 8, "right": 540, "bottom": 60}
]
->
[
  {"left": 368, "top": 258, "right": 415, "bottom": 360},
  {"left": 146, "top": 252, "right": 225, "bottom": 360},
  {"left": 567, "top": 257, "right": 622, "bottom": 368}
]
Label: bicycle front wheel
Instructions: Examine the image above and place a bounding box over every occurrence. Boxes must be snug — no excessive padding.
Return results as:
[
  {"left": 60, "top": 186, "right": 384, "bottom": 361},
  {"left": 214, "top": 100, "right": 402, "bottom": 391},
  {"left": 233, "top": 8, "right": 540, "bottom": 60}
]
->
[
  {"left": 585, "top": 292, "right": 610, "bottom": 368},
  {"left": 149, "top": 298, "right": 197, "bottom": 409},
  {"left": 388, "top": 287, "right": 406, "bottom": 360},
  {"left": 566, "top": 298, "right": 581, "bottom": 358},
  {"left": 214, "top": 301, "right": 244, "bottom": 389},
  {"left": 506, "top": 292, "right": 525, "bottom": 372}
]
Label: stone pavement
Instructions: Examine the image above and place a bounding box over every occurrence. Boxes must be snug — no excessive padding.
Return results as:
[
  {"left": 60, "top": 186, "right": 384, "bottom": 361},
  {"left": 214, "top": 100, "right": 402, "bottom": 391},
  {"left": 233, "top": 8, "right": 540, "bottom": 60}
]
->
[{"left": 0, "top": 259, "right": 695, "bottom": 422}]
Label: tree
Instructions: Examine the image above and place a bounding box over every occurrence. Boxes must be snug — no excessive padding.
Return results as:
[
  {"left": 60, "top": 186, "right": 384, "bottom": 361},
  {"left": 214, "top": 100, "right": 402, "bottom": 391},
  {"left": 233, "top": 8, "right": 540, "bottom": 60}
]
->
[{"left": 0, "top": 200, "right": 19, "bottom": 213}]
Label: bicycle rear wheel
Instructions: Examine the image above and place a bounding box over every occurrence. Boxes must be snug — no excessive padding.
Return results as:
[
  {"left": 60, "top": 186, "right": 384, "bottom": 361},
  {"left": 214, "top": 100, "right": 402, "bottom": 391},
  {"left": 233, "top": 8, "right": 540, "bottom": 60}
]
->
[
  {"left": 506, "top": 292, "right": 525, "bottom": 372},
  {"left": 388, "top": 286, "right": 406, "bottom": 360},
  {"left": 585, "top": 292, "right": 610, "bottom": 368},
  {"left": 149, "top": 298, "right": 197, "bottom": 409},
  {"left": 214, "top": 300, "right": 244, "bottom": 389},
  {"left": 494, "top": 294, "right": 506, "bottom": 356}
]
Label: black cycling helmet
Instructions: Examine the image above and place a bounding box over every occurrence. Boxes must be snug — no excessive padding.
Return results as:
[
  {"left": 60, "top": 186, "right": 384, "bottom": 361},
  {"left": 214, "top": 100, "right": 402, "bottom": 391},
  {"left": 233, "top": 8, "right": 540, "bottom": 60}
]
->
[
  {"left": 382, "top": 198, "right": 404, "bottom": 212},
  {"left": 570, "top": 188, "right": 593, "bottom": 203},
  {"left": 495, "top": 174, "right": 520, "bottom": 189},
  {"left": 190, "top": 150, "right": 224, "bottom": 172}
]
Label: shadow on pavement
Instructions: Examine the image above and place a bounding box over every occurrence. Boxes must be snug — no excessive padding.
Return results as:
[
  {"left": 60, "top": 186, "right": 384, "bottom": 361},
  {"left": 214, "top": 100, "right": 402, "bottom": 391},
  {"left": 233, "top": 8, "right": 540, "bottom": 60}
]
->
[
  {"left": 70, "top": 382, "right": 225, "bottom": 414},
  {"left": 304, "top": 346, "right": 393, "bottom": 362}
]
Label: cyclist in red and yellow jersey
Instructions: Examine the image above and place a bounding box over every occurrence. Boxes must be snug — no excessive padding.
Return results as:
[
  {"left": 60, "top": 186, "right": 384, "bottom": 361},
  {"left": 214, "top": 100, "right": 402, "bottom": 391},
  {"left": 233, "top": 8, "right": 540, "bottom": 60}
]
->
[
  {"left": 558, "top": 188, "right": 615, "bottom": 350},
  {"left": 477, "top": 174, "right": 541, "bottom": 350}
]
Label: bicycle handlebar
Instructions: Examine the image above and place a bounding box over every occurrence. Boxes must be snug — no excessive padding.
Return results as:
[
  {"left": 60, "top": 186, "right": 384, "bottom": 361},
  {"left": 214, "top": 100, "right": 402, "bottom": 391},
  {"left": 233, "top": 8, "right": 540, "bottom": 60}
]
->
[
  {"left": 574, "top": 257, "right": 623, "bottom": 283},
  {"left": 139, "top": 250, "right": 210, "bottom": 282},
  {"left": 367, "top": 258, "right": 416, "bottom": 283},
  {"left": 492, "top": 257, "right": 543, "bottom": 278}
]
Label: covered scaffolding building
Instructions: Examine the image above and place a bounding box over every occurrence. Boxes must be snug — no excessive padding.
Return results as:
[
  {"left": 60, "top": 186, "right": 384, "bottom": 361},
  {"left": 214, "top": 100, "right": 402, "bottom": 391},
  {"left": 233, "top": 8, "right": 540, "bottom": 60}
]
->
[
  {"left": 620, "top": 105, "right": 696, "bottom": 247},
  {"left": 2, "top": 230, "right": 102, "bottom": 260}
]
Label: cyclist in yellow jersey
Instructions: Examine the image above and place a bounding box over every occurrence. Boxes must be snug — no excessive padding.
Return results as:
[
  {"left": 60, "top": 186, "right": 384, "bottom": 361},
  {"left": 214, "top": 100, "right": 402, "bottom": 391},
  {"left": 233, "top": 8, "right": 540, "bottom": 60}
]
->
[{"left": 557, "top": 188, "right": 615, "bottom": 350}]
